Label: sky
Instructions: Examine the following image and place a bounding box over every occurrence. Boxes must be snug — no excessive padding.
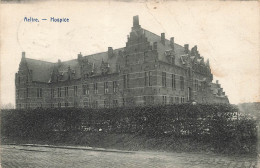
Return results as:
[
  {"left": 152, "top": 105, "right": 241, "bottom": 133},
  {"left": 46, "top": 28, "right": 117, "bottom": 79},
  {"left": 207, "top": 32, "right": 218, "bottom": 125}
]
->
[{"left": 0, "top": 1, "right": 259, "bottom": 106}]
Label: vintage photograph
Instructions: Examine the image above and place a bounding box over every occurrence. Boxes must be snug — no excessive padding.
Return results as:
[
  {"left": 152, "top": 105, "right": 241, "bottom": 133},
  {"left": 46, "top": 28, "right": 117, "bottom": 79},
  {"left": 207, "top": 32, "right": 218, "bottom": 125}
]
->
[{"left": 0, "top": 1, "right": 259, "bottom": 167}]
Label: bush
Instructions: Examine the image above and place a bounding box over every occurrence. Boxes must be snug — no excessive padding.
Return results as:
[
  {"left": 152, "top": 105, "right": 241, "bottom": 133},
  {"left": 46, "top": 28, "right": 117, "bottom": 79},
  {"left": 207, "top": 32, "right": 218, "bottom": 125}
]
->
[{"left": 1, "top": 103, "right": 257, "bottom": 154}]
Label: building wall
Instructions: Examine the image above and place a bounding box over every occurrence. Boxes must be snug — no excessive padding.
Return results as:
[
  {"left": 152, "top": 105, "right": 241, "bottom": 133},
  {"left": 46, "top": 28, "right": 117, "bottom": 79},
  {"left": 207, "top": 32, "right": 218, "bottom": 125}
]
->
[{"left": 15, "top": 50, "right": 228, "bottom": 109}]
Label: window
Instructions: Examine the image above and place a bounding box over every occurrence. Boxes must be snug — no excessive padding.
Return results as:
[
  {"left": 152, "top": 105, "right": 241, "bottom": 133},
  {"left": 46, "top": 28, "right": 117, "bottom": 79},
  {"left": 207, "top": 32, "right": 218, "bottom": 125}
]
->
[
  {"left": 175, "top": 97, "right": 179, "bottom": 103},
  {"left": 58, "top": 88, "right": 62, "bottom": 97},
  {"left": 37, "top": 88, "right": 42, "bottom": 98},
  {"left": 25, "top": 103, "right": 30, "bottom": 109},
  {"left": 26, "top": 88, "right": 29, "bottom": 98},
  {"left": 122, "top": 98, "right": 125, "bottom": 106},
  {"left": 170, "top": 97, "right": 174, "bottom": 104},
  {"left": 113, "top": 81, "right": 118, "bottom": 93},
  {"left": 93, "top": 101, "right": 98, "bottom": 108},
  {"left": 180, "top": 76, "right": 184, "bottom": 90},
  {"left": 145, "top": 72, "right": 152, "bottom": 86},
  {"left": 84, "top": 74, "right": 89, "bottom": 79},
  {"left": 104, "top": 82, "right": 109, "bottom": 94},
  {"left": 162, "top": 96, "right": 167, "bottom": 105},
  {"left": 65, "top": 102, "right": 69, "bottom": 107},
  {"left": 113, "top": 100, "right": 118, "bottom": 107},
  {"left": 74, "top": 86, "right": 78, "bottom": 96},
  {"left": 173, "top": 75, "right": 176, "bottom": 89},
  {"left": 123, "top": 74, "right": 129, "bottom": 89},
  {"left": 151, "top": 96, "right": 154, "bottom": 104},
  {"left": 86, "top": 84, "right": 89, "bottom": 94},
  {"left": 58, "top": 102, "right": 61, "bottom": 108},
  {"left": 188, "top": 87, "right": 192, "bottom": 102},
  {"left": 145, "top": 72, "right": 148, "bottom": 86},
  {"left": 162, "top": 72, "right": 166, "bottom": 87},
  {"left": 194, "top": 79, "right": 199, "bottom": 91},
  {"left": 74, "top": 101, "right": 78, "bottom": 107},
  {"left": 65, "top": 87, "right": 69, "bottom": 97},
  {"left": 149, "top": 71, "right": 152, "bottom": 86},
  {"left": 51, "top": 89, "right": 54, "bottom": 98},
  {"left": 181, "top": 97, "right": 185, "bottom": 103},
  {"left": 104, "top": 100, "right": 109, "bottom": 108},
  {"left": 171, "top": 74, "right": 173, "bottom": 89},
  {"left": 83, "top": 101, "right": 89, "bottom": 108},
  {"left": 83, "top": 84, "right": 89, "bottom": 95},
  {"left": 144, "top": 52, "right": 148, "bottom": 62},
  {"left": 143, "top": 96, "right": 154, "bottom": 105},
  {"left": 17, "top": 90, "right": 19, "bottom": 98},
  {"left": 143, "top": 96, "right": 147, "bottom": 105},
  {"left": 125, "top": 55, "right": 128, "bottom": 65},
  {"left": 94, "top": 83, "right": 98, "bottom": 94},
  {"left": 171, "top": 56, "right": 175, "bottom": 64}
]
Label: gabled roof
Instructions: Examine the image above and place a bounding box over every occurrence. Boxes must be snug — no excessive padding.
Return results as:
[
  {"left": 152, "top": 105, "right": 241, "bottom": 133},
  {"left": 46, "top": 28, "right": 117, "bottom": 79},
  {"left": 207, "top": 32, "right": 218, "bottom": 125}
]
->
[
  {"left": 143, "top": 29, "right": 186, "bottom": 67},
  {"left": 58, "top": 59, "right": 81, "bottom": 80},
  {"left": 25, "top": 58, "right": 54, "bottom": 83},
  {"left": 82, "top": 48, "right": 124, "bottom": 74}
]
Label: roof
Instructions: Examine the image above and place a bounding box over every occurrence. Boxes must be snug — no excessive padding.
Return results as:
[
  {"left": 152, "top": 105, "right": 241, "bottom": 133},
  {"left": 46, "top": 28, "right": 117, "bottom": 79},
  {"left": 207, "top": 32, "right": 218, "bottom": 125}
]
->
[
  {"left": 210, "top": 82, "right": 226, "bottom": 97},
  {"left": 83, "top": 48, "right": 124, "bottom": 74},
  {"left": 143, "top": 29, "right": 186, "bottom": 67},
  {"left": 25, "top": 58, "right": 54, "bottom": 83},
  {"left": 58, "top": 59, "right": 81, "bottom": 80},
  {"left": 22, "top": 25, "right": 205, "bottom": 83}
]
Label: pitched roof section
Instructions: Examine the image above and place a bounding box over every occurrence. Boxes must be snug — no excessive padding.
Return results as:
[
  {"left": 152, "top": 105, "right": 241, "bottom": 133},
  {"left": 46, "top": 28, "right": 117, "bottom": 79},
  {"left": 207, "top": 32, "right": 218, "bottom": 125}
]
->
[
  {"left": 25, "top": 58, "right": 54, "bottom": 83},
  {"left": 58, "top": 59, "right": 81, "bottom": 80},
  {"left": 143, "top": 29, "right": 186, "bottom": 67},
  {"left": 82, "top": 48, "right": 124, "bottom": 74}
]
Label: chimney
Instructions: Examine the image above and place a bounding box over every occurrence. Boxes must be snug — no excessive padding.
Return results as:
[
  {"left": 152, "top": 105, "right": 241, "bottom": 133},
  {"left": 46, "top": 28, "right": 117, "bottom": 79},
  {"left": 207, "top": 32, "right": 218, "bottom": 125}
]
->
[
  {"left": 78, "top": 52, "right": 83, "bottom": 60},
  {"left": 133, "top": 15, "right": 140, "bottom": 29},
  {"left": 58, "top": 59, "right": 62, "bottom": 67},
  {"left": 218, "top": 89, "right": 221, "bottom": 96},
  {"left": 206, "top": 59, "right": 210, "bottom": 66},
  {"left": 194, "top": 45, "right": 197, "bottom": 52},
  {"left": 153, "top": 42, "right": 157, "bottom": 50},
  {"left": 170, "top": 37, "right": 174, "bottom": 49},
  {"left": 108, "top": 47, "right": 113, "bottom": 58},
  {"left": 184, "top": 44, "right": 189, "bottom": 54},
  {"left": 22, "top": 52, "right": 25, "bottom": 59},
  {"left": 161, "top": 33, "right": 165, "bottom": 45}
]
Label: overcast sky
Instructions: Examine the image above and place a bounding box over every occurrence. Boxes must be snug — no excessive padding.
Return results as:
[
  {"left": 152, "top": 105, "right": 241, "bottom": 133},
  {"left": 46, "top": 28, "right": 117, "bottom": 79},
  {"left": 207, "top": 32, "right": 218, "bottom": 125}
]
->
[{"left": 0, "top": 1, "right": 259, "bottom": 106}]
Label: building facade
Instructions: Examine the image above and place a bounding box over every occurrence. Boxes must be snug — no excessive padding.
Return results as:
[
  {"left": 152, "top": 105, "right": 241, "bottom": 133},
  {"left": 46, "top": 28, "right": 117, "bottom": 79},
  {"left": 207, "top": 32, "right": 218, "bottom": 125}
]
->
[{"left": 15, "top": 16, "right": 229, "bottom": 109}]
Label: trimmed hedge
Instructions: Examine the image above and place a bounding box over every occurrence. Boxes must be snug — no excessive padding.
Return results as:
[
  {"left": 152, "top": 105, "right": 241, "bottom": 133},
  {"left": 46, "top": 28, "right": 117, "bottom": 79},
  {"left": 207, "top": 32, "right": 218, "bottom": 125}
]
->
[{"left": 1, "top": 104, "right": 257, "bottom": 154}]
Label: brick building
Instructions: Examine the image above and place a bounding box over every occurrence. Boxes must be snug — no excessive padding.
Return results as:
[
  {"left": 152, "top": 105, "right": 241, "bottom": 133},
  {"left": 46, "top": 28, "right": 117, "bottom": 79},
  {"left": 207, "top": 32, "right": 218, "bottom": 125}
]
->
[{"left": 15, "top": 16, "right": 229, "bottom": 109}]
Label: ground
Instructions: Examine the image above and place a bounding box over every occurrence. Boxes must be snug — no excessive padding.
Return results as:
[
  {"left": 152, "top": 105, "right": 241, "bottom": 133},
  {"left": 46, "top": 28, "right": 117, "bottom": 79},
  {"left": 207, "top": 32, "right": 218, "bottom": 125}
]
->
[{"left": 1, "top": 145, "right": 259, "bottom": 168}]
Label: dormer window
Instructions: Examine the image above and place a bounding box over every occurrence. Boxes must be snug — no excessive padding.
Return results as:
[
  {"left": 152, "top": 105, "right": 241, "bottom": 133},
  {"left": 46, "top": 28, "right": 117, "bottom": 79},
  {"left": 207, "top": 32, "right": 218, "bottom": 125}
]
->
[
  {"left": 84, "top": 73, "right": 89, "bottom": 79},
  {"left": 171, "top": 56, "right": 175, "bottom": 65},
  {"left": 164, "top": 50, "right": 172, "bottom": 57}
]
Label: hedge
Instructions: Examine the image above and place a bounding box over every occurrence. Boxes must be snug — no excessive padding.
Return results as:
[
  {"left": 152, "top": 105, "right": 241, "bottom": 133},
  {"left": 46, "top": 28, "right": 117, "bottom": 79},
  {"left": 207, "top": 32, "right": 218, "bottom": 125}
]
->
[{"left": 1, "top": 103, "right": 257, "bottom": 154}]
